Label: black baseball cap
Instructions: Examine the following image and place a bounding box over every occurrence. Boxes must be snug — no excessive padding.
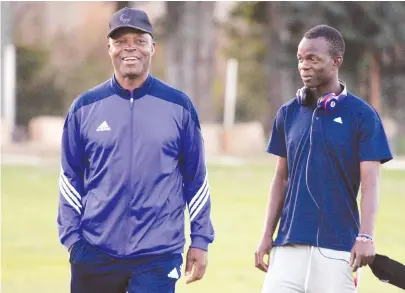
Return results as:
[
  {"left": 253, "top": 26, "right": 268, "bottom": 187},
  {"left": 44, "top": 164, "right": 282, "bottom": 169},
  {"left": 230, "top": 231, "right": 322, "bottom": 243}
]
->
[
  {"left": 107, "top": 7, "right": 153, "bottom": 39},
  {"left": 369, "top": 253, "right": 405, "bottom": 289}
]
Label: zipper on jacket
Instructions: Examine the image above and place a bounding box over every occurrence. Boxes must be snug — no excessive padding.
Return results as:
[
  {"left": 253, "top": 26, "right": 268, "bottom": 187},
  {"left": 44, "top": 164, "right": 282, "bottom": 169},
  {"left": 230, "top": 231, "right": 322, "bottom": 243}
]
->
[{"left": 128, "top": 93, "right": 134, "bottom": 244}]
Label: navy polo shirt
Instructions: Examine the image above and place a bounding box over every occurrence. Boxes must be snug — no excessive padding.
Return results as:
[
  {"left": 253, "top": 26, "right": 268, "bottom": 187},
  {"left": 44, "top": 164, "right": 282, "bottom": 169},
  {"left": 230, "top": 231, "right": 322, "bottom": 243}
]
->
[{"left": 267, "top": 92, "right": 393, "bottom": 252}]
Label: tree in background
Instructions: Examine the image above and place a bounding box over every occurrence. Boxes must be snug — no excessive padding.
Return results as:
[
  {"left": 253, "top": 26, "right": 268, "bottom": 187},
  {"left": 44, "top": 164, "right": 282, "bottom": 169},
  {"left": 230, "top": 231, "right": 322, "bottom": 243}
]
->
[
  {"left": 164, "top": 1, "right": 216, "bottom": 122},
  {"left": 116, "top": 1, "right": 129, "bottom": 11},
  {"left": 15, "top": 46, "right": 63, "bottom": 128},
  {"left": 14, "top": 1, "right": 115, "bottom": 118},
  {"left": 223, "top": 3, "right": 270, "bottom": 126}
]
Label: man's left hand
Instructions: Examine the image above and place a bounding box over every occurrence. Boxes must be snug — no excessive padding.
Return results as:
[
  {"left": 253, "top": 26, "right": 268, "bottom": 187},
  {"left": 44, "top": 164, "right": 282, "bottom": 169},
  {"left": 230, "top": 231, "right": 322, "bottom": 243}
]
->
[
  {"left": 350, "top": 241, "right": 375, "bottom": 272},
  {"left": 184, "top": 247, "right": 208, "bottom": 284}
]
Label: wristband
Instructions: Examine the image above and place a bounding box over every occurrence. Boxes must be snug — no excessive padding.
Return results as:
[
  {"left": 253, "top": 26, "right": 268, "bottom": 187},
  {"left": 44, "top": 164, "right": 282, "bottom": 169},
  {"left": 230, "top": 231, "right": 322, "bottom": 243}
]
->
[
  {"left": 356, "top": 236, "right": 374, "bottom": 243},
  {"left": 358, "top": 233, "right": 374, "bottom": 241}
]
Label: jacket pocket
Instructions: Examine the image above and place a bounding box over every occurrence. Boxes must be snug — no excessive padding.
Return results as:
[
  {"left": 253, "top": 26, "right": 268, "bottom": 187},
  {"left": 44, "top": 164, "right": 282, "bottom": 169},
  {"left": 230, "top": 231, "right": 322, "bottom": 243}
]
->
[
  {"left": 80, "top": 190, "right": 103, "bottom": 232},
  {"left": 69, "top": 238, "right": 113, "bottom": 266},
  {"left": 69, "top": 239, "right": 85, "bottom": 263}
]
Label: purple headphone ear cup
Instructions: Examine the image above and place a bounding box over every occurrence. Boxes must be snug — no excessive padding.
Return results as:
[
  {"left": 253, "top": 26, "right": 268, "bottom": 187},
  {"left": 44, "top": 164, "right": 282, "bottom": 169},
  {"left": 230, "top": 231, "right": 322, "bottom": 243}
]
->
[
  {"left": 318, "top": 93, "right": 339, "bottom": 111},
  {"left": 326, "top": 97, "right": 339, "bottom": 111}
]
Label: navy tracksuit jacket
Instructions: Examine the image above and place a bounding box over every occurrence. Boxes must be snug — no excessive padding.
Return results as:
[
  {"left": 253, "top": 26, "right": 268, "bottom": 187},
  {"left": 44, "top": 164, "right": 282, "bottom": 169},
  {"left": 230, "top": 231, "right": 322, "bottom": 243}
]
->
[{"left": 57, "top": 74, "right": 215, "bottom": 259}]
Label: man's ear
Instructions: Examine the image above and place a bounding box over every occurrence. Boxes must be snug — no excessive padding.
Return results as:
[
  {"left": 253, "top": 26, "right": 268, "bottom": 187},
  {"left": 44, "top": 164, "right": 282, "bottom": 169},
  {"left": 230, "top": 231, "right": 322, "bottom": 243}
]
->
[
  {"left": 333, "top": 56, "right": 343, "bottom": 71},
  {"left": 151, "top": 42, "right": 156, "bottom": 57},
  {"left": 108, "top": 37, "right": 115, "bottom": 52}
]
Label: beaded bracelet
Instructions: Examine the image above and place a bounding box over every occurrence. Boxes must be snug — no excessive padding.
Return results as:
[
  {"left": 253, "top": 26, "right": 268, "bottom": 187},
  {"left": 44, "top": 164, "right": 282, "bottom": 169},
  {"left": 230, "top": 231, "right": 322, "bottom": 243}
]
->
[
  {"left": 356, "top": 233, "right": 374, "bottom": 243},
  {"left": 358, "top": 233, "right": 374, "bottom": 241}
]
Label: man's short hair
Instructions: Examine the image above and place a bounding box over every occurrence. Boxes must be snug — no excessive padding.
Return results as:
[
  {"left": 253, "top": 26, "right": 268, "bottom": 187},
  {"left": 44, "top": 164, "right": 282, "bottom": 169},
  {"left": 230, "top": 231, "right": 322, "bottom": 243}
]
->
[{"left": 304, "top": 25, "right": 345, "bottom": 57}]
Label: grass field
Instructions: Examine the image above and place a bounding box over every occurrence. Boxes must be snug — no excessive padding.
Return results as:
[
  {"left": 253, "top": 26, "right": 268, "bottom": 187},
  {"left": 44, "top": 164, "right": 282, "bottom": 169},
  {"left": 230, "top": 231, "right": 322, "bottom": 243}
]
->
[{"left": 2, "top": 162, "right": 405, "bottom": 293}]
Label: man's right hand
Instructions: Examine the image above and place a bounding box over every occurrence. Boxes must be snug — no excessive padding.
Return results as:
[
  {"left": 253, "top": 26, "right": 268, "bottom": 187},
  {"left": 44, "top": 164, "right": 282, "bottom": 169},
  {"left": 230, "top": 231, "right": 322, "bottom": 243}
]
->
[{"left": 255, "top": 237, "right": 273, "bottom": 272}]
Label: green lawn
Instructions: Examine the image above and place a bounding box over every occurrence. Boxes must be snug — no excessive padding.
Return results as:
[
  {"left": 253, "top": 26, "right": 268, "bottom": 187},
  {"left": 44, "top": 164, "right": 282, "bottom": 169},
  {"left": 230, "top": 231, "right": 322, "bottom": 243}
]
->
[{"left": 2, "top": 163, "right": 405, "bottom": 293}]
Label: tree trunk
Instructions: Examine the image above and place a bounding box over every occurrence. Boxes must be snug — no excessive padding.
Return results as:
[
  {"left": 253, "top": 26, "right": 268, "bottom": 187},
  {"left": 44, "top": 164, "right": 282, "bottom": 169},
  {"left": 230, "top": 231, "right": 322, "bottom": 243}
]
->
[
  {"left": 116, "top": 1, "right": 129, "bottom": 11},
  {"left": 195, "top": 2, "right": 215, "bottom": 122},
  {"left": 165, "top": 2, "right": 184, "bottom": 91},
  {"left": 265, "top": 2, "right": 284, "bottom": 134},
  {"left": 181, "top": 2, "right": 198, "bottom": 103},
  {"left": 369, "top": 51, "right": 381, "bottom": 114},
  {"left": 165, "top": 2, "right": 196, "bottom": 99},
  {"left": 165, "top": 2, "right": 215, "bottom": 122}
]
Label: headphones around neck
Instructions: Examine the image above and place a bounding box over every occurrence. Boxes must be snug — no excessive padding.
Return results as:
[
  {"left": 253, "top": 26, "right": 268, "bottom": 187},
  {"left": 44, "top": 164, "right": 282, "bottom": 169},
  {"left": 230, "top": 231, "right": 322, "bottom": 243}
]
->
[
  {"left": 298, "top": 78, "right": 358, "bottom": 266},
  {"left": 296, "top": 80, "right": 348, "bottom": 112}
]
